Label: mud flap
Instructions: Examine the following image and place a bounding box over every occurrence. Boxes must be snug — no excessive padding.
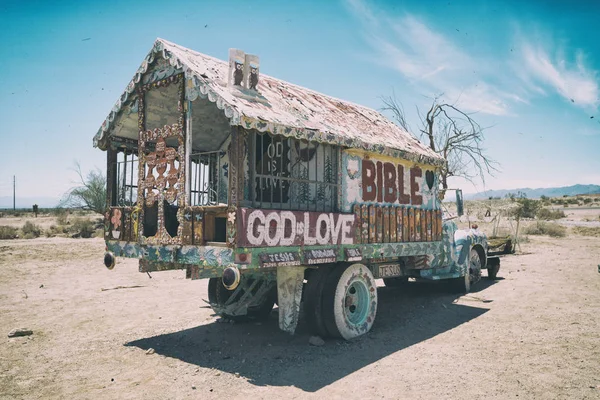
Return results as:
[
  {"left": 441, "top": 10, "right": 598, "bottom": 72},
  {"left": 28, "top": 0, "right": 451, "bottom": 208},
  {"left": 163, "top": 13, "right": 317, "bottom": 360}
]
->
[{"left": 276, "top": 266, "right": 306, "bottom": 334}]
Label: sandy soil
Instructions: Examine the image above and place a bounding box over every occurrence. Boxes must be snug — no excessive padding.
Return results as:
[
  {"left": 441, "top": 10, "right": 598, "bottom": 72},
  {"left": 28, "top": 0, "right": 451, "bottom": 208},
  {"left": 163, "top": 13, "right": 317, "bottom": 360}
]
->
[{"left": 1, "top": 233, "right": 600, "bottom": 399}]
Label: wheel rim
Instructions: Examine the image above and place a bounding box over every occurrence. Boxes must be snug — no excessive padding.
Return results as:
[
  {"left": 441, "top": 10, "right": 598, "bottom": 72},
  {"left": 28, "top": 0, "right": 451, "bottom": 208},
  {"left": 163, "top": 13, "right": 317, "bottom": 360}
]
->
[{"left": 344, "top": 280, "right": 370, "bottom": 326}]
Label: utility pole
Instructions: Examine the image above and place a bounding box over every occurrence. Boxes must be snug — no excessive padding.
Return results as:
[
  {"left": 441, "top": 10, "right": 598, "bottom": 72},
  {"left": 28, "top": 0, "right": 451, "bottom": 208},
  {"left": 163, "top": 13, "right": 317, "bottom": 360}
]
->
[{"left": 13, "top": 175, "right": 16, "bottom": 210}]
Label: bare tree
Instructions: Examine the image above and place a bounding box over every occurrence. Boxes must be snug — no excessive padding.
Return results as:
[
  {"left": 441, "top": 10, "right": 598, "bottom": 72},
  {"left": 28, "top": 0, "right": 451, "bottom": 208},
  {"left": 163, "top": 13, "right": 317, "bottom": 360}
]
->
[
  {"left": 381, "top": 94, "right": 499, "bottom": 196},
  {"left": 61, "top": 162, "right": 106, "bottom": 214}
]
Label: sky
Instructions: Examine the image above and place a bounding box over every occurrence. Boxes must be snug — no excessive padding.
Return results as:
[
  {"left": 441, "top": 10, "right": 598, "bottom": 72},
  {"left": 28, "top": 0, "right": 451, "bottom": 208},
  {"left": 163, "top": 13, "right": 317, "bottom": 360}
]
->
[{"left": 0, "top": 0, "right": 599, "bottom": 206}]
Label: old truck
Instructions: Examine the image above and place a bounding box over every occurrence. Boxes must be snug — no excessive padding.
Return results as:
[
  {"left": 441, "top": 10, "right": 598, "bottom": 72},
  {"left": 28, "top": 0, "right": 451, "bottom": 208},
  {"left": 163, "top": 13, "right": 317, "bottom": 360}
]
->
[{"left": 94, "top": 39, "right": 500, "bottom": 340}]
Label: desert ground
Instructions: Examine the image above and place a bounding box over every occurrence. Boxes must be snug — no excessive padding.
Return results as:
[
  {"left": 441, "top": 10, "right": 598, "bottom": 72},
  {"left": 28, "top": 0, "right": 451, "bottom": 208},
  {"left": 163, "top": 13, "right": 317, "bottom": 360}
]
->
[{"left": 1, "top": 206, "right": 600, "bottom": 399}]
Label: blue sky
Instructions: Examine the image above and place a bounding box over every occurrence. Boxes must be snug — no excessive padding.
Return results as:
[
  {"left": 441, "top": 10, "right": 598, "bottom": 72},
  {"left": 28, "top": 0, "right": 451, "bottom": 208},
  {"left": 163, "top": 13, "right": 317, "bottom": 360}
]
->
[{"left": 1, "top": 0, "right": 599, "bottom": 205}]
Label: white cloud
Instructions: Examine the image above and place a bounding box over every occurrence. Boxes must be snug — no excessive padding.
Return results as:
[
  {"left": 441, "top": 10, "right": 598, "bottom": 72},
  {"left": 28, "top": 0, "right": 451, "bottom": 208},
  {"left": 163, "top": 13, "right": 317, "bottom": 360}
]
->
[
  {"left": 520, "top": 43, "right": 599, "bottom": 108},
  {"left": 345, "top": 1, "right": 515, "bottom": 116}
]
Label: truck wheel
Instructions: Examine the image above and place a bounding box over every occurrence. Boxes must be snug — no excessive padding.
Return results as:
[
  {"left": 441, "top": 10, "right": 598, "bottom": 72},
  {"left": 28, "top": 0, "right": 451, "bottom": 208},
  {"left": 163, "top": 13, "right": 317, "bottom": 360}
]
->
[
  {"left": 322, "top": 263, "right": 378, "bottom": 340},
  {"left": 208, "top": 277, "right": 276, "bottom": 322},
  {"left": 303, "top": 267, "right": 332, "bottom": 337},
  {"left": 383, "top": 277, "right": 409, "bottom": 287},
  {"left": 487, "top": 264, "right": 500, "bottom": 280},
  {"left": 450, "top": 248, "right": 482, "bottom": 294}
]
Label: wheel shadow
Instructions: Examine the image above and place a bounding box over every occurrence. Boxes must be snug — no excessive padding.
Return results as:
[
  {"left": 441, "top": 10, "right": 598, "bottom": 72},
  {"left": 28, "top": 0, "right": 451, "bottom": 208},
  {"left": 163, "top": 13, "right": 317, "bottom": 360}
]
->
[{"left": 126, "top": 281, "right": 493, "bottom": 392}]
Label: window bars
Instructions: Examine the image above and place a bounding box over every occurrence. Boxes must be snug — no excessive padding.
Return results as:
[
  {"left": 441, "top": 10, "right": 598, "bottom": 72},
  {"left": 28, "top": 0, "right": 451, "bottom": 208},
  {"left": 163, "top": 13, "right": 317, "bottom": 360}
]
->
[
  {"left": 189, "top": 150, "right": 227, "bottom": 206},
  {"left": 114, "top": 150, "right": 139, "bottom": 207},
  {"left": 251, "top": 131, "right": 338, "bottom": 212}
]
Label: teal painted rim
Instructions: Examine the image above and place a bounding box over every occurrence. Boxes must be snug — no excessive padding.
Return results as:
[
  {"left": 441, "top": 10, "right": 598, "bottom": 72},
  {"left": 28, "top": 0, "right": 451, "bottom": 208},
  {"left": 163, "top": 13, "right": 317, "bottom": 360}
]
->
[{"left": 344, "top": 280, "right": 370, "bottom": 326}]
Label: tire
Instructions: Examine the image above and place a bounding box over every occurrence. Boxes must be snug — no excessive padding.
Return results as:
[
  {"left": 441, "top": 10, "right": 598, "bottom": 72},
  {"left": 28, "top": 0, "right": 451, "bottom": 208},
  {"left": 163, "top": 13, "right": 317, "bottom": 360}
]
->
[
  {"left": 487, "top": 264, "right": 500, "bottom": 280},
  {"left": 449, "top": 248, "right": 482, "bottom": 294},
  {"left": 321, "top": 263, "right": 378, "bottom": 340},
  {"left": 383, "top": 276, "right": 409, "bottom": 287},
  {"left": 303, "top": 267, "right": 332, "bottom": 337},
  {"left": 208, "top": 277, "right": 276, "bottom": 322}
]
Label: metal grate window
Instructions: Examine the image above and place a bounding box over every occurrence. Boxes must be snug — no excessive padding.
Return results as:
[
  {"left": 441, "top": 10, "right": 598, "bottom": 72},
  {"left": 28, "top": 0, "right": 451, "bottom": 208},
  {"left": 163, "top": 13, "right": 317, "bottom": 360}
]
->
[
  {"left": 251, "top": 131, "right": 338, "bottom": 212},
  {"left": 189, "top": 150, "right": 227, "bottom": 206},
  {"left": 114, "top": 150, "right": 139, "bottom": 207}
]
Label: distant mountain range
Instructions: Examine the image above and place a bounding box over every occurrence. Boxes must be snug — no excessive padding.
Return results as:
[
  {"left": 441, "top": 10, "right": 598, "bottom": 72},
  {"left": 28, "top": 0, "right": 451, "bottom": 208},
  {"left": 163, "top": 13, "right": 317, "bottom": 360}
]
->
[
  {"left": 0, "top": 196, "right": 61, "bottom": 209},
  {"left": 467, "top": 184, "right": 600, "bottom": 200}
]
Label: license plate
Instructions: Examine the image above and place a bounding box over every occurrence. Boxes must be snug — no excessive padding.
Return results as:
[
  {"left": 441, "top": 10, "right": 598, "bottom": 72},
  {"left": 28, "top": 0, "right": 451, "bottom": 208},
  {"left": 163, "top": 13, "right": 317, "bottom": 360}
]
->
[{"left": 378, "top": 264, "right": 401, "bottom": 278}]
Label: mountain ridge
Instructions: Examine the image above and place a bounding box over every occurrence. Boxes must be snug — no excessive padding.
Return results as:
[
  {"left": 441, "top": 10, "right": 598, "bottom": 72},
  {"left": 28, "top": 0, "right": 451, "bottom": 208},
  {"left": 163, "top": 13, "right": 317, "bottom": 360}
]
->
[{"left": 467, "top": 184, "right": 600, "bottom": 200}]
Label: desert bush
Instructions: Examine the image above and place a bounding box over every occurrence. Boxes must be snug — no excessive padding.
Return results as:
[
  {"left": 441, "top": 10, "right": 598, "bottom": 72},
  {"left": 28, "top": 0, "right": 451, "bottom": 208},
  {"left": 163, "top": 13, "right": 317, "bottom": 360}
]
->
[
  {"left": 70, "top": 218, "right": 95, "bottom": 238},
  {"left": 536, "top": 208, "right": 566, "bottom": 220},
  {"left": 572, "top": 226, "right": 600, "bottom": 237},
  {"left": 583, "top": 198, "right": 592, "bottom": 204},
  {"left": 510, "top": 197, "right": 541, "bottom": 219},
  {"left": 21, "top": 221, "right": 41, "bottom": 238},
  {"left": 524, "top": 221, "right": 566, "bottom": 237},
  {"left": 0, "top": 225, "right": 18, "bottom": 239}
]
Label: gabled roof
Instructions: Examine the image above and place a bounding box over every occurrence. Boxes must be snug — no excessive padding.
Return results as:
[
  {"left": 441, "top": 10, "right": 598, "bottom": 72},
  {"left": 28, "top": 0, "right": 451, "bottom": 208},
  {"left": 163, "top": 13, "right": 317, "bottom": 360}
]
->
[{"left": 94, "top": 38, "right": 444, "bottom": 166}]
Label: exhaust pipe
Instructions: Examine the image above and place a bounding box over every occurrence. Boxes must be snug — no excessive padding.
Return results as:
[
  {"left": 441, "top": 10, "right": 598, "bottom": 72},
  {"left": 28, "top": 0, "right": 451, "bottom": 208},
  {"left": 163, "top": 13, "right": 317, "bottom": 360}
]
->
[
  {"left": 104, "top": 252, "right": 116, "bottom": 270},
  {"left": 222, "top": 267, "right": 240, "bottom": 290}
]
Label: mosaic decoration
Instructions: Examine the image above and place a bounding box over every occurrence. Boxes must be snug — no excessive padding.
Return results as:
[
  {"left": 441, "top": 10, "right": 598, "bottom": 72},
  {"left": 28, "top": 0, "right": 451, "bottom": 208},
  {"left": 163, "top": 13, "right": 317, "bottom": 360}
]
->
[{"left": 137, "top": 74, "right": 187, "bottom": 246}]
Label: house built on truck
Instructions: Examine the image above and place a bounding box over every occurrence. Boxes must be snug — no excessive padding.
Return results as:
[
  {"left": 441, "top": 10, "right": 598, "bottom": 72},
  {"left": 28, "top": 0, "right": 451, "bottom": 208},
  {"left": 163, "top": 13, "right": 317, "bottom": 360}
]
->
[{"left": 95, "top": 39, "right": 499, "bottom": 340}]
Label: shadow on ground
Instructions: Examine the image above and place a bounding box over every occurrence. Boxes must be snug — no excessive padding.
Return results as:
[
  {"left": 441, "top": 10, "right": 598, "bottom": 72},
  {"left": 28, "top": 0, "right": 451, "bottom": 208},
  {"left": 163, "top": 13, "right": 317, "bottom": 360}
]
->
[{"left": 126, "top": 280, "right": 497, "bottom": 392}]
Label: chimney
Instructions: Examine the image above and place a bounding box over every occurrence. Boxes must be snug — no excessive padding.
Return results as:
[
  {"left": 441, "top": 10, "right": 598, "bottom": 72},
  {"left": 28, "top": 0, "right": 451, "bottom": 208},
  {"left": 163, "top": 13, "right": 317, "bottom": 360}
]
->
[{"left": 228, "top": 49, "right": 260, "bottom": 92}]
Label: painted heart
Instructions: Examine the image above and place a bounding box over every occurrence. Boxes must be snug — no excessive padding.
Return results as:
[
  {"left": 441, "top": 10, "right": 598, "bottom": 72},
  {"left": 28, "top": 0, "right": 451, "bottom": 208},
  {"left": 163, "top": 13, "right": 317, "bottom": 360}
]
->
[{"left": 425, "top": 170, "right": 434, "bottom": 190}]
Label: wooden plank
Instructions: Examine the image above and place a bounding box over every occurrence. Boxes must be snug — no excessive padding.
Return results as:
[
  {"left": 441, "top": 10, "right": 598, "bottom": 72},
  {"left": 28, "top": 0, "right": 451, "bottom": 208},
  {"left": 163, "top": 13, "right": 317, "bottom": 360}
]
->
[
  {"left": 389, "top": 206, "right": 397, "bottom": 243},
  {"left": 193, "top": 209, "right": 204, "bottom": 245},
  {"left": 415, "top": 208, "right": 421, "bottom": 242},
  {"left": 421, "top": 209, "right": 427, "bottom": 243},
  {"left": 426, "top": 210, "right": 432, "bottom": 242},
  {"left": 122, "top": 208, "right": 131, "bottom": 242},
  {"left": 402, "top": 207, "right": 409, "bottom": 242},
  {"left": 181, "top": 207, "right": 193, "bottom": 245},
  {"left": 353, "top": 204, "right": 362, "bottom": 244},
  {"left": 376, "top": 206, "right": 383, "bottom": 243},
  {"left": 361, "top": 204, "right": 369, "bottom": 243},
  {"left": 383, "top": 207, "right": 390, "bottom": 243},
  {"left": 368, "top": 205, "right": 377, "bottom": 243},
  {"left": 408, "top": 207, "right": 415, "bottom": 242},
  {"left": 435, "top": 210, "right": 442, "bottom": 240},
  {"left": 396, "top": 207, "right": 403, "bottom": 242}
]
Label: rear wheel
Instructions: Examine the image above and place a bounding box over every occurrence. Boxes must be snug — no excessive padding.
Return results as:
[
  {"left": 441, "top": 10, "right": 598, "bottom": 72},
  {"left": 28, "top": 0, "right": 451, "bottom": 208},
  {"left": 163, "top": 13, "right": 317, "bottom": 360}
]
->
[
  {"left": 321, "top": 264, "right": 378, "bottom": 339},
  {"left": 303, "top": 267, "right": 332, "bottom": 337},
  {"left": 208, "top": 277, "right": 276, "bottom": 322}
]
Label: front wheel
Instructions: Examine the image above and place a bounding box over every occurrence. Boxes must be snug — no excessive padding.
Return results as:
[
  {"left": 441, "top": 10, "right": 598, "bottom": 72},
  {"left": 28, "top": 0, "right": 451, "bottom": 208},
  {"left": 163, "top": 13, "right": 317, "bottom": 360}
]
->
[
  {"left": 321, "top": 264, "right": 378, "bottom": 339},
  {"left": 450, "top": 248, "right": 482, "bottom": 294}
]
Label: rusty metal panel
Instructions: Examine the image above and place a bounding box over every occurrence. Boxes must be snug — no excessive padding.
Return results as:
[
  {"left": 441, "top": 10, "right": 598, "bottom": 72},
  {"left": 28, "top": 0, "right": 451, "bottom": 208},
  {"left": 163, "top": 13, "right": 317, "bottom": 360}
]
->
[
  {"left": 408, "top": 208, "right": 415, "bottom": 242},
  {"left": 383, "top": 207, "right": 390, "bottom": 243},
  {"left": 237, "top": 207, "right": 356, "bottom": 247},
  {"left": 353, "top": 204, "right": 362, "bottom": 244},
  {"left": 361, "top": 204, "right": 369, "bottom": 244},
  {"left": 376, "top": 206, "right": 383, "bottom": 243},
  {"left": 415, "top": 208, "right": 421, "bottom": 242},
  {"left": 389, "top": 207, "right": 397, "bottom": 243}
]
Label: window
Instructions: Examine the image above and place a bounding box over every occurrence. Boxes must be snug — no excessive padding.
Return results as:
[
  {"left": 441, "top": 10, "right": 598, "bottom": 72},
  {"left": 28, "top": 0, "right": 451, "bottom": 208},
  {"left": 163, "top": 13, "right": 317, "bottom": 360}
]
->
[
  {"left": 251, "top": 131, "right": 338, "bottom": 212},
  {"left": 112, "top": 149, "right": 139, "bottom": 207}
]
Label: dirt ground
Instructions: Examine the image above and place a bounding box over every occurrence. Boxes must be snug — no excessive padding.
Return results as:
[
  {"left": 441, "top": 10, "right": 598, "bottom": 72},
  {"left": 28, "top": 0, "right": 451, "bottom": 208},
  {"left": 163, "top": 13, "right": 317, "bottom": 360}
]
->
[{"left": 1, "top": 225, "right": 600, "bottom": 399}]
